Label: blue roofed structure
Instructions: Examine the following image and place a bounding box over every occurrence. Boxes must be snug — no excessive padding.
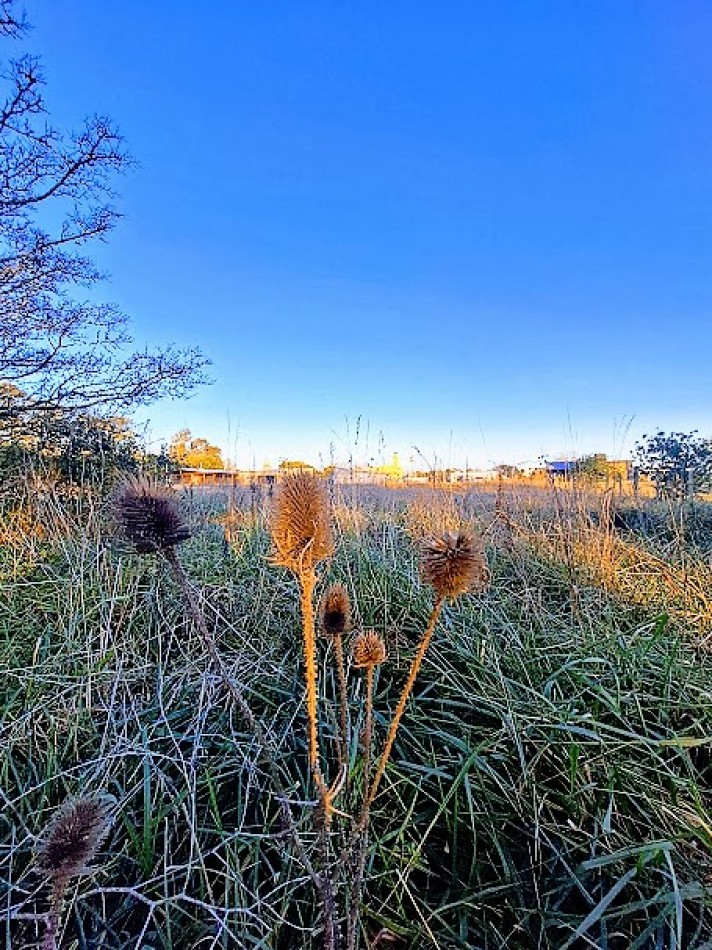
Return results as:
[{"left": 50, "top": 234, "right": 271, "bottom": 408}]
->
[{"left": 547, "top": 460, "right": 576, "bottom": 476}]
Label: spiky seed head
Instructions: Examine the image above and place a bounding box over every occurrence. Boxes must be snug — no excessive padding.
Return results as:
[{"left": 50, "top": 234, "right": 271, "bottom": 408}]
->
[
  {"left": 319, "top": 583, "right": 351, "bottom": 637},
  {"left": 113, "top": 477, "right": 190, "bottom": 554},
  {"left": 420, "top": 531, "right": 488, "bottom": 599},
  {"left": 352, "top": 630, "right": 387, "bottom": 668},
  {"left": 35, "top": 794, "right": 115, "bottom": 883},
  {"left": 271, "top": 472, "right": 333, "bottom": 571}
]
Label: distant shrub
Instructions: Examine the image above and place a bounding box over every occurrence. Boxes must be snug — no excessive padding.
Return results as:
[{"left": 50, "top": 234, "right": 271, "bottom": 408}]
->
[
  {"left": 0, "top": 413, "right": 173, "bottom": 495},
  {"left": 635, "top": 430, "right": 712, "bottom": 499}
]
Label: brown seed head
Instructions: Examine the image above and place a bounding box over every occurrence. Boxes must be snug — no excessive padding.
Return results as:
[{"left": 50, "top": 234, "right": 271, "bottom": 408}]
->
[
  {"left": 352, "top": 630, "right": 387, "bottom": 668},
  {"left": 420, "top": 531, "right": 488, "bottom": 599},
  {"left": 271, "top": 472, "right": 333, "bottom": 571},
  {"left": 113, "top": 477, "right": 190, "bottom": 554},
  {"left": 319, "top": 583, "right": 352, "bottom": 637},
  {"left": 35, "top": 794, "right": 115, "bottom": 883}
]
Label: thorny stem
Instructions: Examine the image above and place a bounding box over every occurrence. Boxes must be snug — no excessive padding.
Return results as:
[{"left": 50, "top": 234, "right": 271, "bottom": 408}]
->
[
  {"left": 347, "top": 664, "right": 375, "bottom": 950},
  {"left": 297, "top": 565, "right": 338, "bottom": 950},
  {"left": 365, "top": 596, "right": 444, "bottom": 810},
  {"left": 42, "top": 904, "right": 58, "bottom": 950},
  {"left": 333, "top": 631, "right": 349, "bottom": 777},
  {"left": 362, "top": 666, "right": 374, "bottom": 822},
  {"left": 317, "top": 823, "right": 338, "bottom": 950},
  {"left": 162, "top": 548, "right": 321, "bottom": 892},
  {"left": 299, "top": 568, "right": 329, "bottom": 802},
  {"left": 42, "top": 879, "right": 65, "bottom": 950},
  {"left": 336, "top": 597, "right": 445, "bottom": 881}
]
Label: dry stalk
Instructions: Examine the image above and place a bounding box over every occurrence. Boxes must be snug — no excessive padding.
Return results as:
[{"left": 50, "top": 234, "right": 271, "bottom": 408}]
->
[
  {"left": 295, "top": 561, "right": 340, "bottom": 949},
  {"left": 162, "top": 547, "right": 321, "bottom": 890},
  {"left": 299, "top": 565, "right": 330, "bottom": 803},
  {"left": 347, "top": 658, "right": 376, "bottom": 950},
  {"left": 364, "top": 598, "right": 443, "bottom": 813},
  {"left": 341, "top": 531, "right": 487, "bottom": 878},
  {"left": 319, "top": 583, "right": 352, "bottom": 777},
  {"left": 334, "top": 632, "right": 349, "bottom": 773},
  {"left": 270, "top": 472, "right": 339, "bottom": 948}
]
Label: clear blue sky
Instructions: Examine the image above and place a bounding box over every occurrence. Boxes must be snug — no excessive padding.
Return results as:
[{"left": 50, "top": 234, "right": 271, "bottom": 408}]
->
[{"left": 23, "top": 1, "right": 712, "bottom": 468}]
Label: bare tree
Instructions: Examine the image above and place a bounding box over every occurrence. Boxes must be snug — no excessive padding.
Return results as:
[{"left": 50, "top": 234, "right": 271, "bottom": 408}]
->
[
  {"left": 0, "top": 0, "right": 26, "bottom": 37},
  {"left": 0, "top": 0, "right": 209, "bottom": 425}
]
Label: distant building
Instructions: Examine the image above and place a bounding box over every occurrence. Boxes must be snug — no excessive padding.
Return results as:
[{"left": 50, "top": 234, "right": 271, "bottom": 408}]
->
[
  {"left": 330, "top": 466, "right": 391, "bottom": 486},
  {"left": 546, "top": 460, "right": 577, "bottom": 478},
  {"left": 176, "top": 466, "right": 239, "bottom": 486},
  {"left": 466, "top": 469, "right": 497, "bottom": 482},
  {"left": 545, "top": 459, "right": 635, "bottom": 481},
  {"left": 373, "top": 453, "right": 404, "bottom": 479}
]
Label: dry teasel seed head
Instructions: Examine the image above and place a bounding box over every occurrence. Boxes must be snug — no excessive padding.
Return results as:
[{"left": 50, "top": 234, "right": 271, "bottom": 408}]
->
[
  {"left": 352, "top": 630, "right": 387, "bottom": 669},
  {"left": 319, "top": 583, "right": 352, "bottom": 637},
  {"left": 420, "top": 531, "right": 488, "bottom": 599},
  {"left": 35, "top": 794, "right": 115, "bottom": 884},
  {"left": 271, "top": 471, "right": 333, "bottom": 571},
  {"left": 113, "top": 477, "right": 190, "bottom": 554}
]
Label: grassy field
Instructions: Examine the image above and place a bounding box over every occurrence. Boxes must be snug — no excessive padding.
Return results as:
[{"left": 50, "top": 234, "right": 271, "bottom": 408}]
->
[{"left": 2, "top": 480, "right": 712, "bottom": 948}]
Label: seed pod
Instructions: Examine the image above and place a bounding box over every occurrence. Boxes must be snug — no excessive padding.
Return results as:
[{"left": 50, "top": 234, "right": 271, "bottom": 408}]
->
[
  {"left": 352, "top": 630, "right": 387, "bottom": 669},
  {"left": 35, "top": 794, "right": 115, "bottom": 883},
  {"left": 270, "top": 472, "right": 333, "bottom": 571},
  {"left": 113, "top": 477, "right": 190, "bottom": 554},
  {"left": 319, "top": 583, "right": 351, "bottom": 637},
  {"left": 420, "top": 531, "right": 488, "bottom": 599}
]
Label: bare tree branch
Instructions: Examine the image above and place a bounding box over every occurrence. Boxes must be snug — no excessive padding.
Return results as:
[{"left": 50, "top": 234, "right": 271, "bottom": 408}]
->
[
  {"left": 0, "top": 0, "right": 209, "bottom": 424},
  {"left": 0, "top": 0, "right": 27, "bottom": 38}
]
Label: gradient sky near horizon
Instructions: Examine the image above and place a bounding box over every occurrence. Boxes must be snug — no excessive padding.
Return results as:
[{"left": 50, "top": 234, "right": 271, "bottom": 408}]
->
[{"left": 19, "top": 1, "right": 712, "bottom": 468}]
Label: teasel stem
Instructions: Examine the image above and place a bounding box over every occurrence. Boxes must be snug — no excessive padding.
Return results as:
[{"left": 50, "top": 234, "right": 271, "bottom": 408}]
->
[
  {"left": 365, "top": 595, "right": 444, "bottom": 811},
  {"left": 347, "top": 664, "right": 375, "bottom": 950},
  {"left": 299, "top": 566, "right": 330, "bottom": 804},
  {"left": 318, "top": 582, "right": 351, "bottom": 780},
  {"left": 335, "top": 599, "right": 445, "bottom": 881},
  {"left": 296, "top": 564, "right": 339, "bottom": 950},
  {"left": 361, "top": 665, "right": 375, "bottom": 823},
  {"left": 316, "top": 822, "right": 339, "bottom": 950},
  {"left": 301, "top": 568, "right": 338, "bottom": 946},
  {"left": 333, "top": 631, "right": 349, "bottom": 776},
  {"left": 42, "top": 881, "right": 63, "bottom": 950},
  {"left": 161, "top": 547, "right": 320, "bottom": 892}
]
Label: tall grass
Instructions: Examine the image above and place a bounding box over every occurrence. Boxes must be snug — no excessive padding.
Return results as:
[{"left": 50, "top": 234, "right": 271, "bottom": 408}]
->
[{"left": 1, "top": 481, "right": 711, "bottom": 947}]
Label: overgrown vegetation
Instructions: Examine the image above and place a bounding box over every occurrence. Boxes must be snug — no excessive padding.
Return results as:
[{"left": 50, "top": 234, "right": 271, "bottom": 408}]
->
[{"left": 2, "top": 475, "right": 711, "bottom": 948}]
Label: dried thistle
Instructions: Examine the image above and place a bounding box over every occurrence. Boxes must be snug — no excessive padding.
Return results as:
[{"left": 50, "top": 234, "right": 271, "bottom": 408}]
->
[
  {"left": 320, "top": 582, "right": 352, "bottom": 773},
  {"left": 362, "top": 539, "right": 487, "bottom": 816},
  {"left": 352, "top": 631, "right": 387, "bottom": 669},
  {"left": 113, "top": 477, "right": 190, "bottom": 554},
  {"left": 35, "top": 794, "right": 114, "bottom": 950},
  {"left": 270, "top": 472, "right": 333, "bottom": 571},
  {"left": 319, "top": 583, "right": 352, "bottom": 637},
  {"left": 35, "top": 794, "right": 114, "bottom": 883},
  {"left": 420, "top": 531, "right": 488, "bottom": 599},
  {"left": 270, "top": 472, "right": 334, "bottom": 828}
]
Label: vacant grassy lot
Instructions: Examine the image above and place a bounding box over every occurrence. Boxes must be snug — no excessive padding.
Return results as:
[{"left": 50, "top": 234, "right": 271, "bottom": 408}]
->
[{"left": 2, "top": 481, "right": 711, "bottom": 948}]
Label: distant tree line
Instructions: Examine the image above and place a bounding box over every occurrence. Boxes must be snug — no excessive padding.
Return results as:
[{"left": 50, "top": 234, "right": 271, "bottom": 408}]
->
[{"left": 0, "top": 386, "right": 174, "bottom": 491}]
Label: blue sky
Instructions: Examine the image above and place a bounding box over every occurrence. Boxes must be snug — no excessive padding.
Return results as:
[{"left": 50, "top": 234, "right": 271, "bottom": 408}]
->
[{"left": 22, "top": 1, "right": 712, "bottom": 468}]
